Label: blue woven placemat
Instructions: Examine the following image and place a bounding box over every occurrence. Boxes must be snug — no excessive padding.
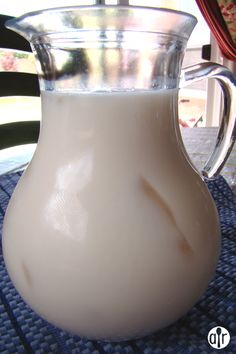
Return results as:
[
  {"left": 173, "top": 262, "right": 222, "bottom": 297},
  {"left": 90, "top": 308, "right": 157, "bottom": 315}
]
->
[{"left": 0, "top": 172, "right": 235, "bottom": 354}]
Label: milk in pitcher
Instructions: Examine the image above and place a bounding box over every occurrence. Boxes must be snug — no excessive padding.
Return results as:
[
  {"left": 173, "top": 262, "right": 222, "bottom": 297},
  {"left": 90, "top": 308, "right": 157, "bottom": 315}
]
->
[{"left": 3, "top": 89, "right": 219, "bottom": 340}]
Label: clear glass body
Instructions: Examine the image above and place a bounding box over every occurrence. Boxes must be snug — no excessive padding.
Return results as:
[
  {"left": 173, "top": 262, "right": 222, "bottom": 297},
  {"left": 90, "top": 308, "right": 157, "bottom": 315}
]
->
[{"left": 3, "top": 6, "right": 236, "bottom": 341}]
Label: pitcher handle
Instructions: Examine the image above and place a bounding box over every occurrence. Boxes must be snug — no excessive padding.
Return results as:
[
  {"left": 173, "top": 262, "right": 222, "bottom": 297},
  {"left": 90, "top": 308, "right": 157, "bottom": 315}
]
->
[{"left": 180, "top": 62, "right": 236, "bottom": 179}]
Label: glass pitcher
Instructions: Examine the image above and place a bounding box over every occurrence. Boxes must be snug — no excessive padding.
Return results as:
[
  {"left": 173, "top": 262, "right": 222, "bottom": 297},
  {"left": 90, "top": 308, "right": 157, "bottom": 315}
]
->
[{"left": 2, "top": 5, "right": 236, "bottom": 341}]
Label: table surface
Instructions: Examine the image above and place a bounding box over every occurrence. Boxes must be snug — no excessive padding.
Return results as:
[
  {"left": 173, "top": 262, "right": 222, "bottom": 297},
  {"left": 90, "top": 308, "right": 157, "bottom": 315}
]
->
[
  {"left": 0, "top": 127, "right": 235, "bottom": 187},
  {"left": 0, "top": 171, "right": 235, "bottom": 353},
  {"left": 181, "top": 127, "right": 236, "bottom": 187},
  {"left": 0, "top": 127, "right": 235, "bottom": 353}
]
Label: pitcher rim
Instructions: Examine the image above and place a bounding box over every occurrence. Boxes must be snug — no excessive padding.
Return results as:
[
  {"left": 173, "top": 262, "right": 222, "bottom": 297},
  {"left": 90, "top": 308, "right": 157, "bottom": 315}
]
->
[
  {"left": 5, "top": 5, "right": 198, "bottom": 39},
  {"left": 6, "top": 5, "right": 197, "bottom": 23}
]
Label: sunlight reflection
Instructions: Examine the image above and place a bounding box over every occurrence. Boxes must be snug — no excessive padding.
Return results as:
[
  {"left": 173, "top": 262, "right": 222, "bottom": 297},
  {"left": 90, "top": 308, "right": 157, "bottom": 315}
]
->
[{"left": 45, "top": 150, "right": 93, "bottom": 241}]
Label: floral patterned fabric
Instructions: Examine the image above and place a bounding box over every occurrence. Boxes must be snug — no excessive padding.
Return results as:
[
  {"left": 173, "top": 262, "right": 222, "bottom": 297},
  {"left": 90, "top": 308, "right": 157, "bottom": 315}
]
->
[
  {"left": 217, "top": 0, "right": 236, "bottom": 44},
  {"left": 196, "top": 0, "right": 236, "bottom": 60}
]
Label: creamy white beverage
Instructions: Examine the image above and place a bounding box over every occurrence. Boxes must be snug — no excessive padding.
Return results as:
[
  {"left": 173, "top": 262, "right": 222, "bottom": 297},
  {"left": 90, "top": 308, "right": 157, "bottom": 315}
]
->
[{"left": 3, "top": 89, "right": 220, "bottom": 340}]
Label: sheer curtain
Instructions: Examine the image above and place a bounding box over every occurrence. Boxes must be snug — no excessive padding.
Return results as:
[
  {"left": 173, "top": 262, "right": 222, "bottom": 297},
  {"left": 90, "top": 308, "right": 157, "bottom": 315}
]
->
[{"left": 196, "top": 0, "right": 236, "bottom": 61}]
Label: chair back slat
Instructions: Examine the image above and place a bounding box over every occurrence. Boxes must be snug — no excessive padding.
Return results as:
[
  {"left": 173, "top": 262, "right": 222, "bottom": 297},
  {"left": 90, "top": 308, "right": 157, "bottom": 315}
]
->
[
  {"left": 0, "top": 72, "right": 40, "bottom": 96},
  {"left": 0, "top": 14, "right": 40, "bottom": 149}
]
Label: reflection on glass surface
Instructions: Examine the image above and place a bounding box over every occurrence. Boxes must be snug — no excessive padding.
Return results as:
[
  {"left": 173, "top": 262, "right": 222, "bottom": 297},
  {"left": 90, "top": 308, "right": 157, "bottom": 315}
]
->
[{"left": 44, "top": 150, "right": 93, "bottom": 241}]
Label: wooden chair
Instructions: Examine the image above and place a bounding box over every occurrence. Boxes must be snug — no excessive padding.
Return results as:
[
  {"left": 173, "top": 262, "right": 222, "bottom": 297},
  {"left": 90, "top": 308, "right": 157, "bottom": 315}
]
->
[{"left": 0, "top": 14, "right": 40, "bottom": 150}]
